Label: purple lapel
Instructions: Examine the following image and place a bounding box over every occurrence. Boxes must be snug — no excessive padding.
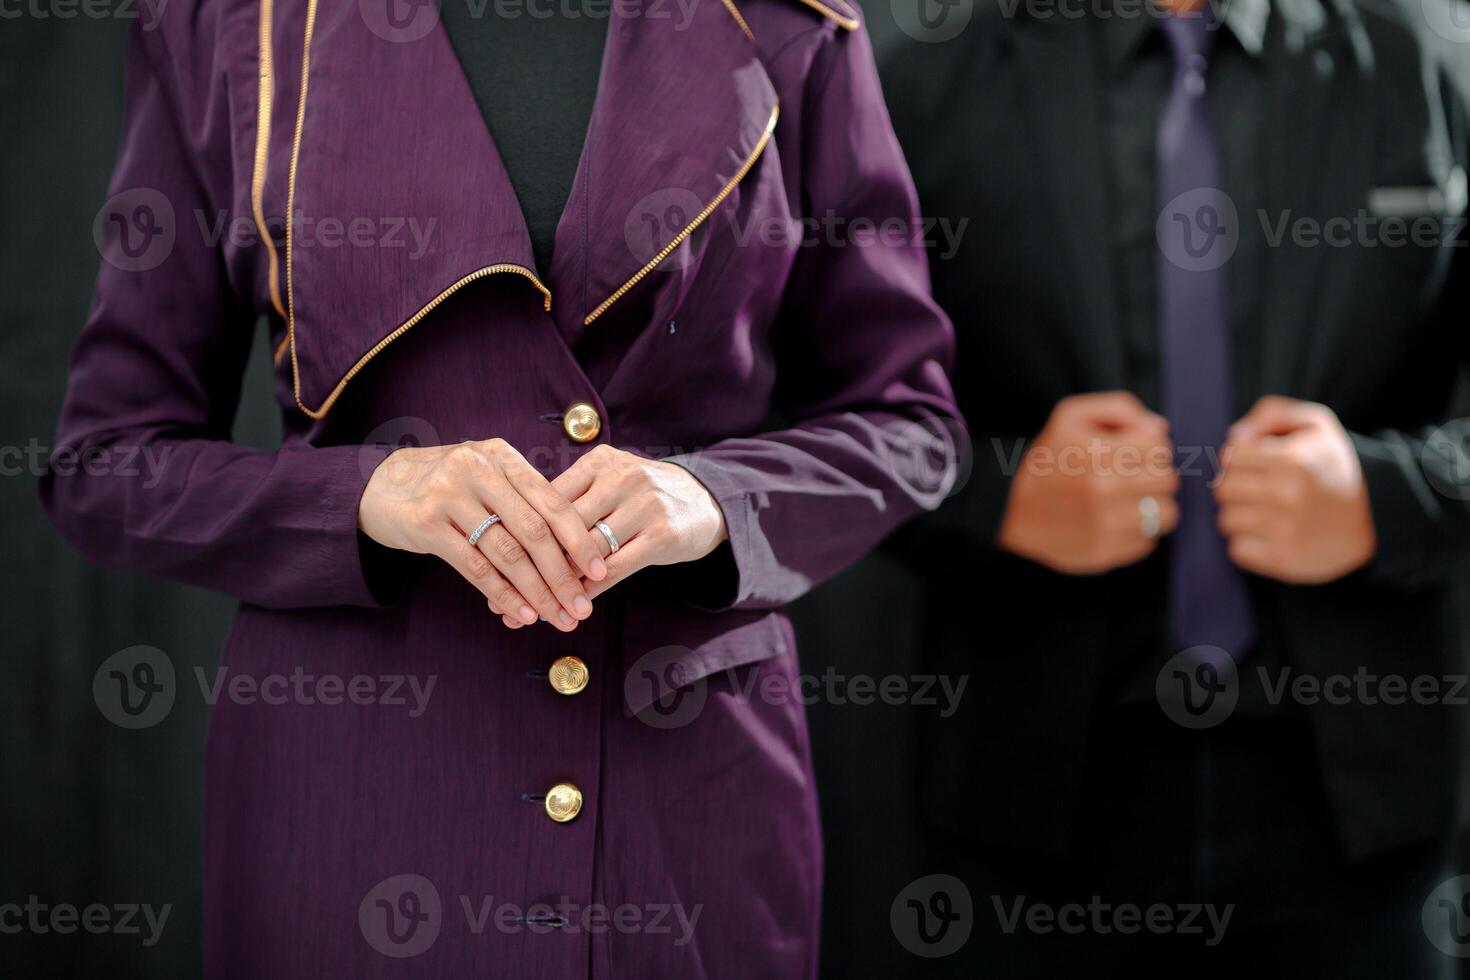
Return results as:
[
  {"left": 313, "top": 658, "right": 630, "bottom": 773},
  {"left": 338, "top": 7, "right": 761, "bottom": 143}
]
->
[
  {"left": 280, "top": 0, "right": 776, "bottom": 418},
  {"left": 545, "top": 4, "right": 778, "bottom": 348}
]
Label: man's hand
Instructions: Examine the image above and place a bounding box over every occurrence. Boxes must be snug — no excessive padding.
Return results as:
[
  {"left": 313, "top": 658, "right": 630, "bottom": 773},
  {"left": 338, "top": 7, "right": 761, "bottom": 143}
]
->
[
  {"left": 1215, "top": 396, "right": 1377, "bottom": 584},
  {"left": 998, "top": 392, "right": 1180, "bottom": 575}
]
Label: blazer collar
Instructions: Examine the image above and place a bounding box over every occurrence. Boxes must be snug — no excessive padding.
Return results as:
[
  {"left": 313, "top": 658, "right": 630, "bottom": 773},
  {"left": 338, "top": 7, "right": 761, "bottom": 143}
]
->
[
  {"left": 278, "top": 0, "right": 776, "bottom": 417},
  {"left": 1008, "top": 19, "right": 1128, "bottom": 391},
  {"left": 1006, "top": 0, "right": 1371, "bottom": 397},
  {"left": 1099, "top": 0, "right": 1269, "bottom": 74},
  {"left": 1257, "top": 2, "right": 1376, "bottom": 396}
]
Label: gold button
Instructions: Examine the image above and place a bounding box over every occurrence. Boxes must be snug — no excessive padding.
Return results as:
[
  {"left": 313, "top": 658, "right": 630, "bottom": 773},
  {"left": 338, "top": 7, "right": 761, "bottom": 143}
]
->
[
  {"left": 563, "top": 402, "right": 601, "bottom": 443},
  {"left": 544, "top": 783, "right": 583, "bottom": 823},
  {"left": 549, "top": 656, "right": 589, "bottom": 696}
]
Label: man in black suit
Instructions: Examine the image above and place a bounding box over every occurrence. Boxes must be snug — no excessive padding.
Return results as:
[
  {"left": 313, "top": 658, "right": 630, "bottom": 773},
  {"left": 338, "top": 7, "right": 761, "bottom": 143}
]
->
[{"left": 870, "top": 0, "right": 1470, "bottom": 974}]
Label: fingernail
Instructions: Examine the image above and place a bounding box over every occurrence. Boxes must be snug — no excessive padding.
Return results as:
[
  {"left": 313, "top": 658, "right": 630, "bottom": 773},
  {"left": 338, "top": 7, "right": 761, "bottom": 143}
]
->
[
  {"left": 590, "top": 557, "right": 607, "bottom": 580},
  {"left": 559, "top": 609, "right": 575, "bottom": 627},
  {"left": 574, "top": 595, "right": 592, "bottom": 618},
  {"left": 519, "top": 605, "right": 536, "bottom": 624}
]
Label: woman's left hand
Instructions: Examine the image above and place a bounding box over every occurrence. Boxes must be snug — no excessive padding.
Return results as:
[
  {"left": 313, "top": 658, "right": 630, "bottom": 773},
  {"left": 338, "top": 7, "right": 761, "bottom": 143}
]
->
[{"left": 550, "top": 445, "right": 728, "bottom": 600}]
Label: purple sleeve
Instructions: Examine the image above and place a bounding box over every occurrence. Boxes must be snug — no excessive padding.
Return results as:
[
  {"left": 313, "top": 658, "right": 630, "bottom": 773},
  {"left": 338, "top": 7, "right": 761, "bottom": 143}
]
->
[
  {"left": 39, "top": 24, "right": 396, "bottom": 611},
  {"left": 664, "top": 25, "right": 964, "bottom": 612}
]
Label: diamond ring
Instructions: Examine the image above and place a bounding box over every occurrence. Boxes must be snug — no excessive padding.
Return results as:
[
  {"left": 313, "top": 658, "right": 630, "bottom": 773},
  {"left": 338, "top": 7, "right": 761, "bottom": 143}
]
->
[{"left": 467, "top": 514, "right": 501, "bottom": 546}]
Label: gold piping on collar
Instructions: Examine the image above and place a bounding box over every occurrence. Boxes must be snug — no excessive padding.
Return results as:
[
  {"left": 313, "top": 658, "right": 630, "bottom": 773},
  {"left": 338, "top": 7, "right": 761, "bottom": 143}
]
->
[
  {"left": 583, "top": 102, "right": 779, "bottom": 326},
  {"left": 291, "top": 265, "right": 549, "bottom": 419},
  {"left": 282, "top": 0, "right": 551, "bottom": 418},
  {"left": 792, "top": 0, "right": 859, "bottom": 30},
  {"left": 252, "top": 0, "right": 285, "bottom": 319},
  {"left": 721, "top": 0, "right": 756, "bottom": 42}
]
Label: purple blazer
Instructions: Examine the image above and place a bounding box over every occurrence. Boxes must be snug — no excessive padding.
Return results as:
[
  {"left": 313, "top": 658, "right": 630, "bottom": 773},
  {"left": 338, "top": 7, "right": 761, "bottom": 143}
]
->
[{"left": 43, "top": 0, "right": 961, "bottom": 972}]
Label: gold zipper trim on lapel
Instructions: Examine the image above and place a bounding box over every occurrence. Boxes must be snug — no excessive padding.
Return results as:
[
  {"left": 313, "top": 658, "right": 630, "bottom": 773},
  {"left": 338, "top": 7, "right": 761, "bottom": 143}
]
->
[
  {"left": 721, "top": 0, "right": 756, "bottom": 42},
  {"left": 282, "top": 0, "right": 551, "bottom": 418},
  {"left": 583, "top": 102, "right": 779, "bottom": 327},
  {"left": 793, "top": 0, "right": 859, "bottom": 30},
  {"left": 252, "top": 0, "right": 285, "bottom": 320},
  {"left": 292, "top": 265, "right": 551, "bottom": 419},
  {"left": 282, "top": 0, "right": 318, "bottom": 415}
]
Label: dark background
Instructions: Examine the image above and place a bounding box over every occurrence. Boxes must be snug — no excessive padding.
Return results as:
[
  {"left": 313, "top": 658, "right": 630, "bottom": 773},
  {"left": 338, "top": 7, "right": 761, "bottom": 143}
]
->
[{"left": 3, "top": 1, "right": 1468, "bottom": 976}]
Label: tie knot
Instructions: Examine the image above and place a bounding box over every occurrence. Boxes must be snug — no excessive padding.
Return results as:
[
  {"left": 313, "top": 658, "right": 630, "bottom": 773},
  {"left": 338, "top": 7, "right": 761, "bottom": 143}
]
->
[{"left": 1160, "top": 11, "right": 1216, "bottom": 66}]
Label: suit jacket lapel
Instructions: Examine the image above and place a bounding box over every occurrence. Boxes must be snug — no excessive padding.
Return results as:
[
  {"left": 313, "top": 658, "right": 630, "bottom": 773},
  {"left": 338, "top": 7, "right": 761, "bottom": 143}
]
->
[
  {"left": 281, "top": 0, "right": 540, "bottom": 417},
  {"left": 546, "top": 2, "right": 777, "bottom": 349},
  {"left": 1257, "top": 15, "right": 1375, "bottom": 397},
  {"left": 1010, "top": 17, "right": 1128, "bottom": 393}
]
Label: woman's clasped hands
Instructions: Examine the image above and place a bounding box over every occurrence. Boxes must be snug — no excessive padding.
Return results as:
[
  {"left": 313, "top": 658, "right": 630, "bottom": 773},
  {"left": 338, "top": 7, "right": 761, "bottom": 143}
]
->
[{"left": 359, "top": 439, "right": 727, "bottom": 631}]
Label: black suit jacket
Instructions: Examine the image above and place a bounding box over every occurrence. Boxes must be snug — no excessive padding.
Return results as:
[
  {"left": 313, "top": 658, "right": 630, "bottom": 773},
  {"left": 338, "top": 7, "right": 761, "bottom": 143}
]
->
[{"left": 878, "top": 0, "right": 1470, "bottom": 861}]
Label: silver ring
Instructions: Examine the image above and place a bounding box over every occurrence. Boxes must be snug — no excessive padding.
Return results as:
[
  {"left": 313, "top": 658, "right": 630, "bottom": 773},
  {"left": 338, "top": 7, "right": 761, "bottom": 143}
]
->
[
  {"left": 594, "top": 521, "right": 620, "bottom": 555},
  {"left": 467, "top": 513, "right": 501, "bottom": 546},
  {"left": 1139, "top": 496, "right": 1162, "bottom": 539}
]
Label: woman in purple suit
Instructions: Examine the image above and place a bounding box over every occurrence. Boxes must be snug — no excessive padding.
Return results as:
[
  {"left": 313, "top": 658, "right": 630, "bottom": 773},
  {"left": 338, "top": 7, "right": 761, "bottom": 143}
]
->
[{"left": 43, "top": 0, "right": 960, "bottom": 971}]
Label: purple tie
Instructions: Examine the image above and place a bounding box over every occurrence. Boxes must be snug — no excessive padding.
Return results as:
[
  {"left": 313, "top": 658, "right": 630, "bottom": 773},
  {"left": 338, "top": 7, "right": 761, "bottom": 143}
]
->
[{"left": 1157, "top": 13, "right": 1255, "bottom": 664}]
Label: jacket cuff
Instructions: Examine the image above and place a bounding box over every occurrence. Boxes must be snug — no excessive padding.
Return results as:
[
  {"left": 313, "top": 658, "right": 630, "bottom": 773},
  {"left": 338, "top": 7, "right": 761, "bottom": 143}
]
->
[
  {"left": 660, "top": 452, "right": 754, "bottom": 612},
  {"left": 321, "top": 444, "right": 411, "bottom": 608},
  {"left": 1350, "top": 431, "right": 1444, "bottom": 590}
]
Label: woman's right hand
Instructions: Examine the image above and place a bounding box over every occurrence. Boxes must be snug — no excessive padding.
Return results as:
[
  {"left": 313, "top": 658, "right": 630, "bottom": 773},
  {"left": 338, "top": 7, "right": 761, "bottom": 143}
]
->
[{"left": 358, "top": 439, "right": 607, "bottom": 631}]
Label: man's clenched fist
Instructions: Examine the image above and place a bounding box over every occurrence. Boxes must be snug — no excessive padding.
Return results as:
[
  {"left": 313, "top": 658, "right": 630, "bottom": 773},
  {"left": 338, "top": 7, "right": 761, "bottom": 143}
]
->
[
  {"left": 998, "top": 392, "right": 1181, "bottom": 575},
  {"left": 1215, "top": 396, "right": 1377, "bottom": 584}
]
